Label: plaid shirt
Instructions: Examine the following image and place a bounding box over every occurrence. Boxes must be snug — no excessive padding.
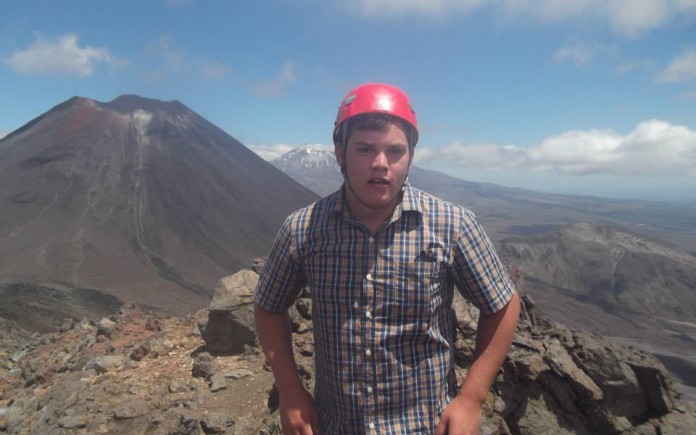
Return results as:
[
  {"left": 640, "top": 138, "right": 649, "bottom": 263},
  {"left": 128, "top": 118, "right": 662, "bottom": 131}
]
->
[{"left": 255, "top": 184, "right": 515, "bottom": 434}]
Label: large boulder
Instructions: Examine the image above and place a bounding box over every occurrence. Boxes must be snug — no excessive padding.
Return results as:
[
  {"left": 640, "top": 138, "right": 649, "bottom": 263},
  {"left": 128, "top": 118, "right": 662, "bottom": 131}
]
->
[{"left": 199, "top": 269, "right": 259, "bottom": 354}]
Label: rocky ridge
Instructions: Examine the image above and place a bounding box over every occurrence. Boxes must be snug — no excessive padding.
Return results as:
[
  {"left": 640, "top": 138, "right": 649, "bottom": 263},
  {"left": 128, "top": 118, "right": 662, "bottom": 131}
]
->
[
  {"left": 1, "top": 261, "right": 694, "bottom": 434},
  {"left": 499, "top": 222, "right": 696, "bottom": 322}
]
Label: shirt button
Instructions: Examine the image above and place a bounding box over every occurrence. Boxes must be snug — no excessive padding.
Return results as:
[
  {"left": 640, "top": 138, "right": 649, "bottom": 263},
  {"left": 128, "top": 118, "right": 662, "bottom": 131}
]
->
[
  {"left": 365, "top": 349, "right": 372, "bottom": 356},
  {"left": 369, "top": 422, "right": 375, "bottom": 430},
  {"left": 366, "top": 311, "right": 372, "bottom": 319},
  {"left": 366, "top": 273, "right": 373, "bottom": 281},
  {"left": 367, "top": 386, "right": 373, "bottom": 393},
  {"left": 368, "top": 236, "right": 374, "bottom": 243}
]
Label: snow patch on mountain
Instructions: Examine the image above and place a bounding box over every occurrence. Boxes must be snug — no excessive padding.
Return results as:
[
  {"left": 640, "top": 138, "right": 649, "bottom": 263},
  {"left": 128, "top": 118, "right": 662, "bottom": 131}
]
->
[
  {"left": 274, "top": 145, "right": 337, "bottom": 171},
  {"left": 272, "top": 145, "right": 342, "bottom": 196}
]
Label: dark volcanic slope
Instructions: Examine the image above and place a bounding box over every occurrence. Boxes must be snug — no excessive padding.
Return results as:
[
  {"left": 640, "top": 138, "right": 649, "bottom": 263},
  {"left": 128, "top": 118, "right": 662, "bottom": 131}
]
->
[
  {"left": 497, "top": 222, "right": 696, "bottom": 383},
  {"left": 0, "top": 95, "right": 318, "bottom": 314},
  {"left": 498, "top": 222, "right": 696, "bottom": 322}
]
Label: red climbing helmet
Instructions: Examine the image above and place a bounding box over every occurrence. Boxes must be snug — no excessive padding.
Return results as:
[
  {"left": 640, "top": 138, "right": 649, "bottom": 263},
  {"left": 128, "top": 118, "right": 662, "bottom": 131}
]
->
[{"left": 333, "top": 83, "right": 418, "bottom": 146}]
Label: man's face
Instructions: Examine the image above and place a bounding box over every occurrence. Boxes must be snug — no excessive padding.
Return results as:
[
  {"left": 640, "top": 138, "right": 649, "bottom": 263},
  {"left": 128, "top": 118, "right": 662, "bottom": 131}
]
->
[{"left": 335, "top": 122, "right": 412, "bottom": 211}]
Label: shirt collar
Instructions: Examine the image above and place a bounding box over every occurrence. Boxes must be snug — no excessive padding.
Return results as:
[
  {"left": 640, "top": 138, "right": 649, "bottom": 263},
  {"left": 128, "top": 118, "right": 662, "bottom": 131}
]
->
[
  {"left": 399, "top": 182, "right": 421, "bottom": 214},
  {"left": 328, "top": 187, "right": 346, "bottom": 216},
  {"left": 327, "top": 182, "right": 423, "bottom": 221}
]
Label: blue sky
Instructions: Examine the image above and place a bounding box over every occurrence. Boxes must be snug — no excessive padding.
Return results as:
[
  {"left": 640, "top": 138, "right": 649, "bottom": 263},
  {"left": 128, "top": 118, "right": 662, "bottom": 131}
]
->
[{"left": 1, "top": 0, "right": 695, "bottom": 202}]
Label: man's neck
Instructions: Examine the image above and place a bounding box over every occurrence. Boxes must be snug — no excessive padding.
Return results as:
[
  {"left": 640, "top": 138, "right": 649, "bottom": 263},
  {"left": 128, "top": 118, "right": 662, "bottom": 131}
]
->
[{"left": 343, "top": 186, "right": 400, "bottom": 234}]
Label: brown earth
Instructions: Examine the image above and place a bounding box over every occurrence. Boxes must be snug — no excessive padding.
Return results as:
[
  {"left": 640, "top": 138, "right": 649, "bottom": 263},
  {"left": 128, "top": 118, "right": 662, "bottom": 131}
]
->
[{"left": 2, "top": 266, "right": 695, "bottom": 434}]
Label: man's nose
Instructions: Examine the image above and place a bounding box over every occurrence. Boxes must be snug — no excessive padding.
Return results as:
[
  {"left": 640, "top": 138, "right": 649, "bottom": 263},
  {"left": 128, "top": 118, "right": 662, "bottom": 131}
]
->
[{"left": 372, "top": 151, "right": 388, "bottom": 168}]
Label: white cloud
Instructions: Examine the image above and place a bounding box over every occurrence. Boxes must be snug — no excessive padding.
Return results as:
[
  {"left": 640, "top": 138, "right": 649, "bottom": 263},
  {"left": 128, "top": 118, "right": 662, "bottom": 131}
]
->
[
  {"left": 528, "top": 128, "right": 624, "bottom": 174},
  {"left": 656, "top": 49, "right": 696, "bottom": 83},
  {"left": 333, "top": 0, "right": 696, "bottom": 37},
  {"left": 145, "top": 35, "right": 184, "bottom": 69},
  {"left": 144, "top": 35, "right": 185, "bottom": 83},
  {"left": 144, "top": 35, "right": 229, "bottom": 83},
  {"left": 441, "top": 142, "right": 527, "bottom": 169},
  {"left": 197, "top": 59, "right": 229, "bottom": 81},
  {"left": 252, "top": 61, "right": 298, "bottom": 98},
  {"left": 497, "top": 0, "right": 596, "bottom": 22},
  {"left": 615, "top": 59, "right": 654, "bottom": 74},
  {"left": 553, "top": 42, "right": 615, "bottom": 66},
  {"left": 345, "top": 0, "right": 484, "bottom": 18},
  {"left": 4, "top": 33, "right": 121, "bottom": 77},
  {"left": 247, "top": 143, "right": 298, "bottom": 161},
  {"left": 554, "top": 43, "right": 594, "bottom": 66},
  {"left": 605, "top": 0, "right": 671, "bottom": 37},
  {"left": 413, "top": 146, "right": 437, "bottom": 163},
  {"left": 427, "top": 120, "right": 696, "bottom": 177},
  {"left": 505, "top": 0, "right": 696, "bottom": 37}
]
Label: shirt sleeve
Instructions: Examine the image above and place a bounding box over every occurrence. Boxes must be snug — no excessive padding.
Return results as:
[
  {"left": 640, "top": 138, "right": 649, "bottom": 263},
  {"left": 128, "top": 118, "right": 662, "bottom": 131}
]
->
[
  {"left": 254, "top": 214, "right": 307, "bottom": 312},
  {"left": 450, "top": 210, "right": 516, "bottom": 314}
]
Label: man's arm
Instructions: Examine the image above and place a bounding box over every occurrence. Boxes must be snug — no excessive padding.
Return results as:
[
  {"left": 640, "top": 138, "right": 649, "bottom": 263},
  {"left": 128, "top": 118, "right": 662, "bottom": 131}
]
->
[
  {"left": 437, "top": 291, "right": 521, "bottom": 435},
  {"left": 254, "top": 303, "right": 319, "bottom": 434}
]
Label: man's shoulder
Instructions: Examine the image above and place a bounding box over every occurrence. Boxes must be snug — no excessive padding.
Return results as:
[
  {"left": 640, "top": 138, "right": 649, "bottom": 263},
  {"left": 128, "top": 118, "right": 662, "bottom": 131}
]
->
[
  {"left": 406, "top": 185, "right": 474, "bottom": 219},
  {"left": 284, "top": 189, "right": 342, "bottom": 227}
]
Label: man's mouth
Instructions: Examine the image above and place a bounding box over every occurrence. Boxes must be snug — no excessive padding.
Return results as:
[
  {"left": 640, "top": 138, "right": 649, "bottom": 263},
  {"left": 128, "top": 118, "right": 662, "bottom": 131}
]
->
[{"left": 368, "top": 178, "right": 389, "bottom": 185}]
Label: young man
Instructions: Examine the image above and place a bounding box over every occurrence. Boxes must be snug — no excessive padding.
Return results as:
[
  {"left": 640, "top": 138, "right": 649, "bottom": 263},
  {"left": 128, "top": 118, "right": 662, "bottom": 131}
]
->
[{"left": 254, "top": 83, "right": 520, "bottom": 434}]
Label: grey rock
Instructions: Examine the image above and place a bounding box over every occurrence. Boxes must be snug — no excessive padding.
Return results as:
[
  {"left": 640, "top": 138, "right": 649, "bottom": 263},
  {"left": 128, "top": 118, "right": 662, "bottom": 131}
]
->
[
  {"left": 129, "top": 340, "right": 151, "bottom": 361},
  {"left": 225, "top": 369, "right": 254, "bottom": 380},
  {"left": 452, "top": 291, "right": 479, "bottom": 334},
  {"left": 112, "top": 397, "right": 149, "bottom": 419},
  {"left": 210, "top": 373, "right": 227, "bottom": 392},
  {"left": 149, "top": 409, "right": 199, "bottom": 435},
  {"left": 84, "top": 355, "right": 123, "bottom": 374},
  {"left": 200, "top": 270, "right": 259, "bottom": 354},
  {"left": 97, "top": 317, "right": 117, "bottom": 337},
  {"left": 544, "top": 338, "right": 603, "bottom": 401},
  {"left": 57, "top": 414, "right": 87, "bottom": 428},
  {"left": 149, "top": 337, "right": 174, "bottom": 357},
  {"left": 254, "top": 412, "right": 283, "bottom": 434},
  {"left": 168, "top": 378, "right": 192, "bottom": 394},
  {"left": 58, "top": 317, "right": 76, "bottom": 333},
  {"left": 632, "top": 362, "right": 674, "bottom": 414},
  {"left": 251, "top": 257, "right": 266, "bottom": 274},
  {"left": 295, "top": 299, "right": 311, "bottom": 320},
  {"left": 192, "top": 352, "right": 218, "bottom": 379},
  {"left": 208, "top": 270, "right": 258, "bottom": 312},
  {"left": 201, "top": 411, "right": 235, "bottom": 434}
]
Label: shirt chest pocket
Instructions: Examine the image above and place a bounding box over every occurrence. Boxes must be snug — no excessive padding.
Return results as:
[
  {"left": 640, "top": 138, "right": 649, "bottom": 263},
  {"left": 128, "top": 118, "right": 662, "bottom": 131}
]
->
[{"left": 384, "top": 259, "right": 444, "bottom": 325}]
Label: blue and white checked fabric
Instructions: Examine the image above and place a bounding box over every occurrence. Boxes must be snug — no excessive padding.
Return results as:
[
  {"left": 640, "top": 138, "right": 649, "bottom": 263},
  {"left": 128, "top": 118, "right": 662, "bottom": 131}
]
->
[{"left": 255, "top": 184, "right": 516, "bottom": 434}]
